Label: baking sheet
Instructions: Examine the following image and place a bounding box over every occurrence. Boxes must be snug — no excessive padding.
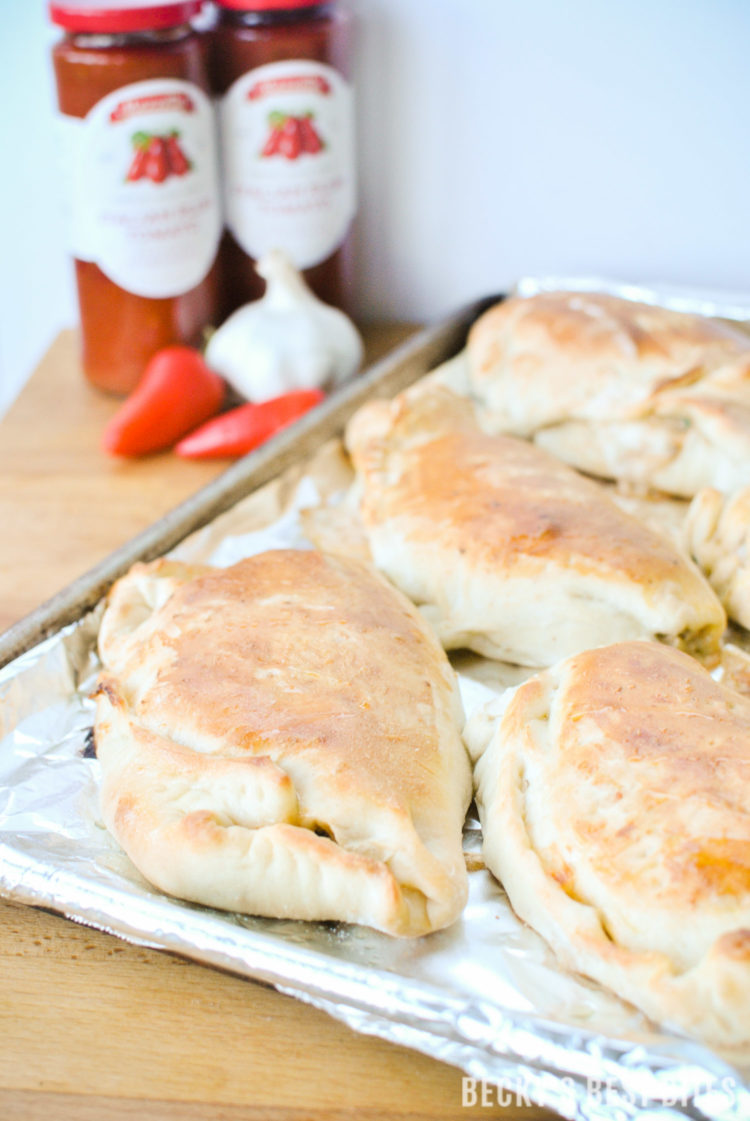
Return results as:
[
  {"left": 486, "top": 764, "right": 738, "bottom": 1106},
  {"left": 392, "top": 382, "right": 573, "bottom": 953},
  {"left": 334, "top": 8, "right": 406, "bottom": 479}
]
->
[
  {"left": 514, "top": 275, "right": 750, "bottom": 322},
  {"left": 2, "top": 289, "right": 750, "bottom": 1121}
]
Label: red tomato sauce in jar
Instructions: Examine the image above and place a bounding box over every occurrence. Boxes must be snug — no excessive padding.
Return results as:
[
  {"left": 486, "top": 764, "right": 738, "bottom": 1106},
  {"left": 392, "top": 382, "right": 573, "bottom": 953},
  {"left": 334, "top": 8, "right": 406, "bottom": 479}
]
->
[
  {"left": 210, "top": 1, "right": 356, "bottom": 317},
  {"left": 50, "top": 1, "right": 222, "bottom": 394}
]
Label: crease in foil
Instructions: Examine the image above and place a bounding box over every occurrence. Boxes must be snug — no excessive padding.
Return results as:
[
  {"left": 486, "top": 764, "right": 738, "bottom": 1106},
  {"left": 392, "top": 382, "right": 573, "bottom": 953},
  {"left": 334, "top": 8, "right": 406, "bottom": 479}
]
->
[{"left": 3, "top": 283, "right": 750, "bottom": 1120}]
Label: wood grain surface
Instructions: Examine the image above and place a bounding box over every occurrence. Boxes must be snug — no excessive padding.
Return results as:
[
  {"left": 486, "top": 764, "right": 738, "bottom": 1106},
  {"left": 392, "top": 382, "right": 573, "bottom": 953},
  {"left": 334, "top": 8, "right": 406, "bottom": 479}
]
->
[{"left": 0, "top": 330, "right": 558, "bottom": 1121}]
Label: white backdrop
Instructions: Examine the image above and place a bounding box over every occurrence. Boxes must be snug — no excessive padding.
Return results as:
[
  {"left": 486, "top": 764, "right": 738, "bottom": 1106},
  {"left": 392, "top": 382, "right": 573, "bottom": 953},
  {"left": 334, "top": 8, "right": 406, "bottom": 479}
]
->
[{"left": 1, "top": 0, "right": 749, "bottom": 416}]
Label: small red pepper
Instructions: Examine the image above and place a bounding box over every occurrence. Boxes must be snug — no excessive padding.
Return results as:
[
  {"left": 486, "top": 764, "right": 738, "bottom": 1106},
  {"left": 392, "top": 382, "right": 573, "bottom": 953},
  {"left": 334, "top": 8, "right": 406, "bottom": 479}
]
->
[
  {"left": 102, "top": 346, "right": 225, "bottom": 457},
  {"left": 175, "top": 388, "right": 325, "bottom": 459}
]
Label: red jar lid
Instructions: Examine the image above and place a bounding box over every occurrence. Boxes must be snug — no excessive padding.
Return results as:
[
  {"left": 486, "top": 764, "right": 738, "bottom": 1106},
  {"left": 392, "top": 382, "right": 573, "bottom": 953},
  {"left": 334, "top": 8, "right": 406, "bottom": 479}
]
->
[
  {"left": 214, "top": 0, "right": 324, "bottom": 10},
  {"left": 49, "top": 0, "right": 205, "bottom": 32}
]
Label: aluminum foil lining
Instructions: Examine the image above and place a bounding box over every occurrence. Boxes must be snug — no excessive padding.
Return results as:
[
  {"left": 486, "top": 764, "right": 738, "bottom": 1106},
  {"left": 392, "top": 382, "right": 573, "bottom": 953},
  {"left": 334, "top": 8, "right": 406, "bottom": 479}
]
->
[
  {"left": 4, "top": 281, "right": 750, "bottom": 1121},
  {"left": 514, "top": 275, "right": 750, "bottom": 323}
]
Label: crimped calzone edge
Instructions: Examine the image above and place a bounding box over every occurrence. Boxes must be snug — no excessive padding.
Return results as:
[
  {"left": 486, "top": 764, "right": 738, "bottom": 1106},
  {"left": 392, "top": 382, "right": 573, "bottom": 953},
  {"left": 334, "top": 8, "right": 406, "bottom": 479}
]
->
[
  {"left": 465, "top": 290, "right": 750, "bottom": 498},
  {"left": 345, "top": 383, "right": 726, "bottom": 668},
  {"left": 94, "top": 549, "right": 472, "bottom": 937},
  {"left": 685, "top": 484, "right": 750, "bottom": 632},
  {"left": 466, "top": 639, "right": 750, "bottom": 1047}
]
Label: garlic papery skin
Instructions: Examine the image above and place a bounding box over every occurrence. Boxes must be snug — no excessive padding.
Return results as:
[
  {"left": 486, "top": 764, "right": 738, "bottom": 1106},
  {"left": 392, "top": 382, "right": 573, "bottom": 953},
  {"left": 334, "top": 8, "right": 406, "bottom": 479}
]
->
[{"left": 205, "top": 250, "right": 364, "bottom": 402}]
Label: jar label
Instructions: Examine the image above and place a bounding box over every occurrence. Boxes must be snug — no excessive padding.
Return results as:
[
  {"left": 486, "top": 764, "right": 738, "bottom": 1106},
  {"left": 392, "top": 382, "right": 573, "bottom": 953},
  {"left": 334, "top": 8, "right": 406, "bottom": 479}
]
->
[
  {"left": 58, "top": 78, "right": 221, "bottom": 298},
  {"left": 220, "top": 60, "right": 356, "bottom": 268}
]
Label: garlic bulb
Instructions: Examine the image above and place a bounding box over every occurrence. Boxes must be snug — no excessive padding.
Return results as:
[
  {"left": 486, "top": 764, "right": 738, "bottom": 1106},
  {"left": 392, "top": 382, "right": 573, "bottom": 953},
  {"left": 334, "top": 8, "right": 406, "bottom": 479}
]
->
[{"left": 205, "top": 250, "right": 364, "bottom": 401}]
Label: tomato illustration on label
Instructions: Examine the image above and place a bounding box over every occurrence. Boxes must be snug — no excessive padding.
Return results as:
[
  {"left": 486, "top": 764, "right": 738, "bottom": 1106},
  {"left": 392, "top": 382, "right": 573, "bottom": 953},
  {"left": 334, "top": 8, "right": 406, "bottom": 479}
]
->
[
  {"left": 126, "top": 129, "right": 193, "bottom": 183},
  {"left": 165, "top": 132, "right": 191, "bottom": 175},
  {"left": 278, "top": 116, "right": 303, "bottom": 159},
  {"left": 259, "top": 110, "right": 324, "bottom": 160},
  {"left": 261, "top": 110, "right": 285, "bottom": 156},
  {"left": 144, "top": 136, "right": 169, "bottom": 182},
  {"left": 298, "top": 113, "right": 323, "bottom": 154},
  {"left": 125, "top": 143, "right": 149, "bottom": 182}
]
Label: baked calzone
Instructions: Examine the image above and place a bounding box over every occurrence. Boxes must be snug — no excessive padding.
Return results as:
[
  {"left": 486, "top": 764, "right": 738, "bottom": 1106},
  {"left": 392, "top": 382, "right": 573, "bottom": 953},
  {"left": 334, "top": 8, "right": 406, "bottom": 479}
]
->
[
  {"left": 94, "top": 550, "right": 472, "bottom": 937},
  {"left": 467, "top": 640, "right": 750, "bottom": 1048},
  {"left": 345, "top": 385, "right": 725, "bottom": 667},
  {"left": 466, "top": 291, "right": 750, "bottom": 498},
  {"left": 685, "top": 484, "right": 750, "bottom": 632}
]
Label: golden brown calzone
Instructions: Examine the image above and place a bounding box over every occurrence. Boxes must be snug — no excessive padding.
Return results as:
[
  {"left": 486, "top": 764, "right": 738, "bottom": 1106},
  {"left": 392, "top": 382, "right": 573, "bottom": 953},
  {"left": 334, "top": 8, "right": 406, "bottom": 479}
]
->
[
  {"left": 345, "top": 385, "right": 725, "bottom": 667},
  {"left": 466, "top": 291, "right": 750, "bottom": 498},
  {"left": 685, "top": 485, "right": 750, "bottom": 632},
  {"left": 467, "top": 640, "right": 750, "bottom": 1048},
  {"left": 94, "top": 550, "right": 472, "bottom": 937}
]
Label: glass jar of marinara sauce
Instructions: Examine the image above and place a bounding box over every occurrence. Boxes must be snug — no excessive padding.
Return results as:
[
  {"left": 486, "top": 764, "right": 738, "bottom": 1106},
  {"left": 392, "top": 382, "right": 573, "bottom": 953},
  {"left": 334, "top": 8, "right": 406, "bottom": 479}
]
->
[
  {"left": 211, "top": 1, "right": 356, "bottom": 318},
  {"left": 50, "top": 0, "right": 222, "bottom": 394}
]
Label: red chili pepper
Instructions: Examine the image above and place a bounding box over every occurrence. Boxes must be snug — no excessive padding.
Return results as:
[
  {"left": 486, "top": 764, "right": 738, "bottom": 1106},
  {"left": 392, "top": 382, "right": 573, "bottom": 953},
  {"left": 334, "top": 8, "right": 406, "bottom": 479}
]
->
[
  {"left": 278, "top": 117, "right": 303, "bottom": 160},
  {"left": 102, "top": 347, "right": 226, "bottom": 457},
  {"left": 165, "top": 133, "right": 190, "bottom": 176},
  {"left": 298, "top": 115, "right": 323, "bottom": 154},
  {"left": 176, "top": 388, "right": 325, "bottom": 459},
  {"left": 144, "top": 136, "right": 169, "bottom": 183}
]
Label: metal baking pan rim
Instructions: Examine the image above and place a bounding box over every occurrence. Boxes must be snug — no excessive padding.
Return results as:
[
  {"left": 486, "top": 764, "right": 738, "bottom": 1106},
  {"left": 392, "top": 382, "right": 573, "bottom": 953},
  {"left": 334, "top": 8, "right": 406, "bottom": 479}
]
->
[{"left": 0, "top": 293, "right": 502, "bottom": 672}]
